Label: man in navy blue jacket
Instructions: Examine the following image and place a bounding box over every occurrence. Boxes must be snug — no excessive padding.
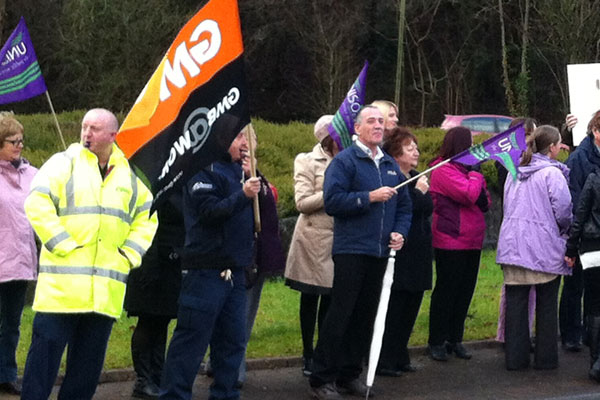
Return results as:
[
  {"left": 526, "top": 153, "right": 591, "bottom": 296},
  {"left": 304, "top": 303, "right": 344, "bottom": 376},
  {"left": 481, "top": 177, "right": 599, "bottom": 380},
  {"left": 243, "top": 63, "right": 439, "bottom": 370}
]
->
[
  {"left": 560, "top": 112, "right": 600, "bottom": 353},
  {"left": 160, "top": 131, "right": 260, "bottom": 400},
  {"left": 309, "top": 105, "right": 412, "bottom": 400}
]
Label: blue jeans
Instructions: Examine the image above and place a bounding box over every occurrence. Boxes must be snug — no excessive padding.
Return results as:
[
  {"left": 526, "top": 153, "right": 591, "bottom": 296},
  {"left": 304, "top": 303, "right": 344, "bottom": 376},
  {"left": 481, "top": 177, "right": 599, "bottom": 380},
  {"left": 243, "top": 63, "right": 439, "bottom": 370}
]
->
[
  {"left": 0, "top": 280, "right": 27, "bottom": 383},
  {"left": 237, "top": 273, "right": 266, "bottom": 383},
  {"left": 21, "top": 312, "right": 114, "bottom": 400},
  {"left": 160, "top": 268, "right": 246, "bottom": 400}
]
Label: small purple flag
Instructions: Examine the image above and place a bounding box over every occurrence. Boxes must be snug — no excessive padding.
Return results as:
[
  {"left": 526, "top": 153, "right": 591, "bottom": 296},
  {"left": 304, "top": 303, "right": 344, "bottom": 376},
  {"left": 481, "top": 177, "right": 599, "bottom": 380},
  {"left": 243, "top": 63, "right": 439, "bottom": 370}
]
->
[
  {"left": 328, "top": 61, "right": 368, "bottom": 150},
  {"left": 453, "top": 123, "right": 527, "bottom": 180},
  {"left": 0, "top": 17, "right": 47, "bottom": 104}
]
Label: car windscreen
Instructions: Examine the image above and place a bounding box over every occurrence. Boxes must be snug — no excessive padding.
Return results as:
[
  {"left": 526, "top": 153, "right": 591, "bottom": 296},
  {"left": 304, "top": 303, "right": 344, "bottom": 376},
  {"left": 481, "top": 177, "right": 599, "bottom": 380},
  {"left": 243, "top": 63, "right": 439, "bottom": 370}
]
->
[
  {"left": 497, "top": 117, "right": 512, "bottom": 132},
  {"left": 461, "top": 117, "right": 496, "bottom": 133}
]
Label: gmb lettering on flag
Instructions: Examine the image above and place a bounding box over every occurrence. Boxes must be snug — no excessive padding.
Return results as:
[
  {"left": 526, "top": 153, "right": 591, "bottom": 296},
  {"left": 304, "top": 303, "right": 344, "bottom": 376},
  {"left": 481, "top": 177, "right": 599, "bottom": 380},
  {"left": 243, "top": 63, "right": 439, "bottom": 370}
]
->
[
  {"left": 452, "top": 123, "right": 527, "bottom": 180},
  {"left": 0, "top": 17, "right": 47, "bottom": 104},
  {"left": 116, "top": 0, "right": 250, "bottom": 206}
]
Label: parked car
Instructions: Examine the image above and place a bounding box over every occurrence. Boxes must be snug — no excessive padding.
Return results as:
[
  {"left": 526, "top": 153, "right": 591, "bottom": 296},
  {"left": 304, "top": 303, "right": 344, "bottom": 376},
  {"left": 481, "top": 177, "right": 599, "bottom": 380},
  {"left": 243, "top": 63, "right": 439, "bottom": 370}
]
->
[{"left": 441, "top": 114, "right": 513, "bottom": 135}]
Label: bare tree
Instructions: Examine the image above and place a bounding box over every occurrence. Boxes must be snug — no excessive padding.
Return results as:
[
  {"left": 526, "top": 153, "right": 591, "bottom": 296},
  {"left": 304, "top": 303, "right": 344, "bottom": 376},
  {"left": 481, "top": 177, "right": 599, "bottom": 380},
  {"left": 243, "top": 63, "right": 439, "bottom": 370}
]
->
[
  {"left": 394, "top": 0, "right": 406, "bottom": 112},
  {"left": 531, "top": 0, "right": 600, "bottom": 112},
  {"left": 499, "top": 0, "right": 531, "bottom": 116}
]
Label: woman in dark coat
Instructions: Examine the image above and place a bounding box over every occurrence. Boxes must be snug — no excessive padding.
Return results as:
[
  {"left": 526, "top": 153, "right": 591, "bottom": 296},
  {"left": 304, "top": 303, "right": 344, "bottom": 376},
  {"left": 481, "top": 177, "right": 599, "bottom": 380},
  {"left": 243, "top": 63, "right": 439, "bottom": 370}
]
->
[
  {"left": 377, "top": 127, "right": 433, "bottom": 376},
  {"left": 124, "top": 193, "right": 184, "bottom": 399}
]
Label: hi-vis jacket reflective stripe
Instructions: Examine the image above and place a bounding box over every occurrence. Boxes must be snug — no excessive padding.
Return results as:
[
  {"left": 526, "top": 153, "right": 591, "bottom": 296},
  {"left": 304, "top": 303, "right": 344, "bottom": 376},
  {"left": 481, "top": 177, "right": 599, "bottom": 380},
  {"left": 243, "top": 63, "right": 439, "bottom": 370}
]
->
[{"left": 25, "top": 143, "right": 158, "bottom": 319}]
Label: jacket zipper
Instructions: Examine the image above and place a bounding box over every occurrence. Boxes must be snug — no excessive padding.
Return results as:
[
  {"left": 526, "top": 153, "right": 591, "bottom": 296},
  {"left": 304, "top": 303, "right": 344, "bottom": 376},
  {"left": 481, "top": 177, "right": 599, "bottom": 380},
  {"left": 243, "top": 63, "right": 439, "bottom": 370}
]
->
[{"left": 377, "top": 162, "right": 385, "bottom": 257}]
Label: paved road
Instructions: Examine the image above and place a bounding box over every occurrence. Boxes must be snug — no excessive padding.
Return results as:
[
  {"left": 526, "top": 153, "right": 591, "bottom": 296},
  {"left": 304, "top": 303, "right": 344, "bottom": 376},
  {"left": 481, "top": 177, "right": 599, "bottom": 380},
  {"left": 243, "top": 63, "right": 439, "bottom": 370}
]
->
[{"left": 5, "top": 342, "right": 600, "bottom": 399}]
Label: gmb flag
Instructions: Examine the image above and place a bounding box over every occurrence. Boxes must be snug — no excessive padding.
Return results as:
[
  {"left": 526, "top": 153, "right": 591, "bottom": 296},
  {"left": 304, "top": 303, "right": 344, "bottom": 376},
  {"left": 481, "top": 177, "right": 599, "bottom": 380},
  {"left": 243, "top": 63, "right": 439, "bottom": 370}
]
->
[
  {"left": 453, "top": 123, "right": 527, "bottom": 180},
  {"left": 116, "top": 0, "right": 249, "bottom": 206},
  {"left": 0, "top": 17, "right": 47, "bottom": 104}
]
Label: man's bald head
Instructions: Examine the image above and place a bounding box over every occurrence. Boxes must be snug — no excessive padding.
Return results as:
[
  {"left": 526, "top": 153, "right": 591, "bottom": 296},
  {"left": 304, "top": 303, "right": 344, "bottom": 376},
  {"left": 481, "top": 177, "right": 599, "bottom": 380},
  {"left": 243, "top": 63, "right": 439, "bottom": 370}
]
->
[{"left": 81, "top": 108, "right": 119, "bottom": 166}]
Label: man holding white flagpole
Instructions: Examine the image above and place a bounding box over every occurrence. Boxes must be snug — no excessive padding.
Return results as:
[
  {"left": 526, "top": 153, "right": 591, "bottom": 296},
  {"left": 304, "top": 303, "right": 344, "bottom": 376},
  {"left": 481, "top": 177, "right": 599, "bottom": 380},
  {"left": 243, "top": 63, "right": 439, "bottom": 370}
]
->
[{"left": 308, "top": 105, "right": 412, "bottom": 400}]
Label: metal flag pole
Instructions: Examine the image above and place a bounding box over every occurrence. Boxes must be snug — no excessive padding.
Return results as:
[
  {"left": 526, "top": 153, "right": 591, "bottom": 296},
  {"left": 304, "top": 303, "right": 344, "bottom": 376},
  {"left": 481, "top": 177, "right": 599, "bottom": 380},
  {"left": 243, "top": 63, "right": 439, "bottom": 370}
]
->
[{"left": 45, "top": 91, "right": 67, "bottom": 150}]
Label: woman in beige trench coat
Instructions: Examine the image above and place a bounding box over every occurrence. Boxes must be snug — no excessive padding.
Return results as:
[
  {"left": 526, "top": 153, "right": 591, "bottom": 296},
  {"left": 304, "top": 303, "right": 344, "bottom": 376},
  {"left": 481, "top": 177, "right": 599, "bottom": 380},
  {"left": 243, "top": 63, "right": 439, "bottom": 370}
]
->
[{"left": 285, "top": 115, "right": 338, "bottom": 377}]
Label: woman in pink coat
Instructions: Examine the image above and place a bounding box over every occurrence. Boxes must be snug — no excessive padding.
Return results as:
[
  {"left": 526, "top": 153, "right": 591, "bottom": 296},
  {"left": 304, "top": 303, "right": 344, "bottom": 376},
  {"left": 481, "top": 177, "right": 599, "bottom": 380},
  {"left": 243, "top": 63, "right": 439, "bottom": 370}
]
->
[
  {"left": 427, "top": 127, "right": 491, "bottom": 362},
  {"left": 0, "top": 115, "right": 37, "bottom": 395}
]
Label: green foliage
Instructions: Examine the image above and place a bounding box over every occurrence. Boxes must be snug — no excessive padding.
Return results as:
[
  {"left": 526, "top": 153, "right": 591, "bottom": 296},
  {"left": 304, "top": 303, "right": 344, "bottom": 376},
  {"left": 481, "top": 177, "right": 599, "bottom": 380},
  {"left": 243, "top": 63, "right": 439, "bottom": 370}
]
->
[{"left": 254, "top": 119, "right": 316, "bottom": 218}]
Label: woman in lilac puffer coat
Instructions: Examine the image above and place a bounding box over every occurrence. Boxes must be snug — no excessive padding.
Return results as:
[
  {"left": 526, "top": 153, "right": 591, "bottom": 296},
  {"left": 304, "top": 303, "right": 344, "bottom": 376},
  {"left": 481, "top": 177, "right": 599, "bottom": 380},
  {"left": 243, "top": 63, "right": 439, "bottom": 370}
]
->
[{"left": 497, "top": 125, "right": 572, "bottom": 371}]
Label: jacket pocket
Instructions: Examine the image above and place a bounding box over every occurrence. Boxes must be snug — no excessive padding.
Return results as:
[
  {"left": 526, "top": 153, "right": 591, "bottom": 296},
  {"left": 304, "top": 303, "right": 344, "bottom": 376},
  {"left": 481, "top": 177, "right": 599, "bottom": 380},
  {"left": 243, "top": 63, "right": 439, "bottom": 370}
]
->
[{"left": 435, "top": 194, "right": 460, "bottom": 237}]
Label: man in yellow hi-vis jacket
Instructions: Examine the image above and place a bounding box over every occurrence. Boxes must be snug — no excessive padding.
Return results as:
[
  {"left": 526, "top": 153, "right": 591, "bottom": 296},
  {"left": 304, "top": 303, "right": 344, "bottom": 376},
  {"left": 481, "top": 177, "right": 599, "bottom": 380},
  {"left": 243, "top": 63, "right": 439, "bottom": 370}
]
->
[{"left": 21, "top": 108, "right": 158, "bottom": 400}]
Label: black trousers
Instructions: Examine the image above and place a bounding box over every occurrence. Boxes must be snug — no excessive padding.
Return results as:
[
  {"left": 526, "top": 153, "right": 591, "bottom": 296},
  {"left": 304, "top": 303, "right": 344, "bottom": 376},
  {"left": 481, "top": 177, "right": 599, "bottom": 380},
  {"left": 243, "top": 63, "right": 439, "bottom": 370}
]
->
[
  {"left": 300, "top": 293, "right": 331, "bottom": 359},
  {"left": 309, "top": 254, "right": 386, "bottom": 387},
  {"left": 584, "top": 267, "right": 600, "bottom": 316},
  {"left": 505, "top": 277, "right": 560, "bottom": 370},
  {"left": 559, "top": 260, "right": 583, "bottom": 344},
  {"left": 131, "top": 314, "right": 172, "bottom": 386},
  {"left": 428, "top": 249, "right": 480, "bottom": 346},
  {"left": 378, "top": 289, "right": 424, "bottom": 369}
]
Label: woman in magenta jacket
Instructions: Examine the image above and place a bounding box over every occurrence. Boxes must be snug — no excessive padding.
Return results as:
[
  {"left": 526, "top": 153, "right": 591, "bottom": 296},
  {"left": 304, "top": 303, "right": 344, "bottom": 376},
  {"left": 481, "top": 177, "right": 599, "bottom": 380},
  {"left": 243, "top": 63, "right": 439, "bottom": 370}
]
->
[{"left": 427, "top": 127, "right": 491, "bottom": 361}]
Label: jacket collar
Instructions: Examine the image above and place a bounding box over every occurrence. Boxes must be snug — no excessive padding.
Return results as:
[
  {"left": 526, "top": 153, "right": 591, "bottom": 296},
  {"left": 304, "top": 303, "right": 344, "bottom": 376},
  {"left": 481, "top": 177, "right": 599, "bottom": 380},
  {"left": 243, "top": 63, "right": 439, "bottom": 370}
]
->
[
  {"left": 578, "top": 135, "right": 600, "bottom": 165},
  {"left": 350, "top": 142, "right": 392, "bottom": 164},
  {"left": 312, "top": 143, "right": 331, "bottom": 161}
]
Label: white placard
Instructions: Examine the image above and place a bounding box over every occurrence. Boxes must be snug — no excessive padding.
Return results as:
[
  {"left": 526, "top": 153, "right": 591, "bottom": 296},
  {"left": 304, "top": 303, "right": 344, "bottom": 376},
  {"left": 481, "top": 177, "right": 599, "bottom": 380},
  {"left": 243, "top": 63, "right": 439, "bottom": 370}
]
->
[{"left": 568, "top": 63, "right": 600, "bottom": 146}]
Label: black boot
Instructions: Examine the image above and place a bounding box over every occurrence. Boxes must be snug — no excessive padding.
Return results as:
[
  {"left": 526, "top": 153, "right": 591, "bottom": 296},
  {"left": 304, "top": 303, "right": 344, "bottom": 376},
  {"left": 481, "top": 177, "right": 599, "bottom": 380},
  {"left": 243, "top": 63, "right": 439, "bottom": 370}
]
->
[
  {"left": 587, "top": 315, "right": 600, "bottom": 382},
  {"left": 132, "top": 349, "right": 160, "bottom": 399}
]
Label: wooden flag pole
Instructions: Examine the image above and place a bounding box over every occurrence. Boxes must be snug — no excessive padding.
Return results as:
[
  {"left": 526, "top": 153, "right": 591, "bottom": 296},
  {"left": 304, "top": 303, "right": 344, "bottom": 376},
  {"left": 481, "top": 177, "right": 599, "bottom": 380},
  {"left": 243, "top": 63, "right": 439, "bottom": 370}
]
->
[
  {"left": 245, "top": 127, "right": 261, "bottom": 233},
  {"left": 45, "top": 91, "right": 67, "bottom": 150}
]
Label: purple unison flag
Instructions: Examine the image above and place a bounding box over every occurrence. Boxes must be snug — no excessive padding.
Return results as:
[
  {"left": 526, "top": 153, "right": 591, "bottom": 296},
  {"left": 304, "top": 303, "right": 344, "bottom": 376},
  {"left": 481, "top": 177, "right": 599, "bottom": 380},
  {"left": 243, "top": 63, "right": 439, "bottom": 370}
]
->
[
  {"left": 0, "top": 17, "right": 47, "bottom": 104},
  {"left": 452, "top": 123, "right": 527, "bottom": 180},
  {"left": 327, "top": 61, "right": 368, "bottom": 150}
]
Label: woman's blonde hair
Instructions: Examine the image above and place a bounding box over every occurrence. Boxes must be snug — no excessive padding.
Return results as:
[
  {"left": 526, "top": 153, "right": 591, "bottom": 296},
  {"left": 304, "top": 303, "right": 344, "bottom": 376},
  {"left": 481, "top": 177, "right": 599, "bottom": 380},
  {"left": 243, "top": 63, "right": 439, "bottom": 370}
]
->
[
  {"left": 0, "top": 112, "right": 24, "bottom": 147},
  {"left": 371, "top": 100, "right": 397, "bottom": 127}
]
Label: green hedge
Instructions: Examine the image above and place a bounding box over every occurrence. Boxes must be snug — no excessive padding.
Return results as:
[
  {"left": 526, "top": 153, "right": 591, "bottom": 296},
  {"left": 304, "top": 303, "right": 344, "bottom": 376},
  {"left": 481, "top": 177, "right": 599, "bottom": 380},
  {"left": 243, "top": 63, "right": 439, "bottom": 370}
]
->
[
  {"left": 22, "top": 111, "right": 566, "bottom": 218},
  {"left": 254, "top": 121, "right": 501, "bottom": 217}
]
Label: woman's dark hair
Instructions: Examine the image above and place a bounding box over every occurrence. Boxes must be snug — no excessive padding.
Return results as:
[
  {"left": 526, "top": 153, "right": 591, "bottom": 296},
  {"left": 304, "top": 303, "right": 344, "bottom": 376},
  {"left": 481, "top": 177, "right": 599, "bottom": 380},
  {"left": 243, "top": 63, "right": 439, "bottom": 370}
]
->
[
  {"left": 509, "top": 117, "right": 537, "bottom": 137},
  {"left": 520, "top": 125, "right": 561, "bottom": 166},
  {"left": 321, "top": 135, "right": 336, "bottom": 155},
  {"left": 587, "top": 110, "right": 600, "bottom": 137},
  {"left": 438, "top": 127, "right": 472, "bottom": 159},
  {"left": 382, "top": 126, "right": 417, "bottom": 158}
]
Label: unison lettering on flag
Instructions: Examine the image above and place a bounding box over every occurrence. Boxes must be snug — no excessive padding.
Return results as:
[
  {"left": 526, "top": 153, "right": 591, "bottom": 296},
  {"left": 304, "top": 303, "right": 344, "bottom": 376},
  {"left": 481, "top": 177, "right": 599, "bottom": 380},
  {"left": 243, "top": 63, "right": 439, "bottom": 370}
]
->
[
  {"left": 116, "top": 0, "right": 249, "bottom": 206},
  {"left": 453, "top": 123, "right": 527, "bottom": 180},
  {"left": 328, "top": 61, "right": 368, "bottom": 150},
  {"left": 0, "top": 17, "right": 47, "bottom": 104}
]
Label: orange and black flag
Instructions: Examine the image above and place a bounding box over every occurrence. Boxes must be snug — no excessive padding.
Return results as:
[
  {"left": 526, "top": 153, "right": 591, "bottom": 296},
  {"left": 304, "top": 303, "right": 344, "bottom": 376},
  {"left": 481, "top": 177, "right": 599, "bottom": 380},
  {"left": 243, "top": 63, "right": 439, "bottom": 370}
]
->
[{"left": 116, "top": 0, "right": 249, "bottom": 206}]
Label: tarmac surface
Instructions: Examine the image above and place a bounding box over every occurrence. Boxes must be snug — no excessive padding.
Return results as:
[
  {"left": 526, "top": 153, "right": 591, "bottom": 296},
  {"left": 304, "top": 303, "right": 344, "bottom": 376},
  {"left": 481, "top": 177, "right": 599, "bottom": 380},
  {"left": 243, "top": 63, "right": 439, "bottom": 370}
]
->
[{"left": 5, "top": 340, "right": 600, "bottom": 399}]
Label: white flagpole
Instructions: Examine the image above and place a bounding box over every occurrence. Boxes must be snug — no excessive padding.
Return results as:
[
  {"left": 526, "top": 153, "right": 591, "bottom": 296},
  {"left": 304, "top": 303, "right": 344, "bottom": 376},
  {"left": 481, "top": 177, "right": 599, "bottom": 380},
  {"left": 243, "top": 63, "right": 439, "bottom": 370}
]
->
[
  {"left": 393, "top": 158, "right": 451, "bottom": 190},
  {"left": 44, "top": 90, "right": 67, "bottom": 150}
]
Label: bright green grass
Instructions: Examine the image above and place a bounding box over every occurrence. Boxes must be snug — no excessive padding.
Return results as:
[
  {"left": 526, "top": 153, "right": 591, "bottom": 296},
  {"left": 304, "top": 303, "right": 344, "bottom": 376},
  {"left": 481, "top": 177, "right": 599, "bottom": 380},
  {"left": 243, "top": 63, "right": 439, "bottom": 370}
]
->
[{"left": 15, "top": 250, "right": 504, "bottom": 373}]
